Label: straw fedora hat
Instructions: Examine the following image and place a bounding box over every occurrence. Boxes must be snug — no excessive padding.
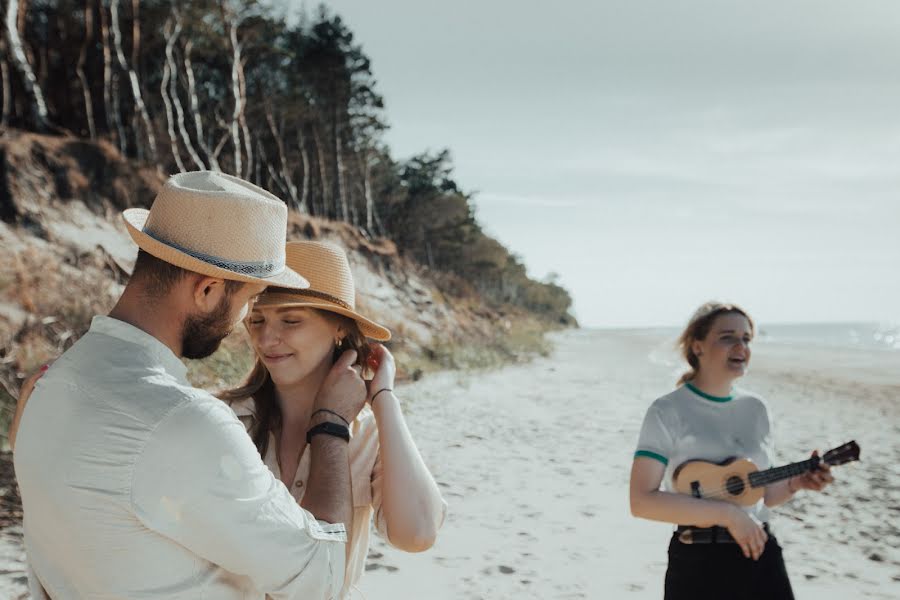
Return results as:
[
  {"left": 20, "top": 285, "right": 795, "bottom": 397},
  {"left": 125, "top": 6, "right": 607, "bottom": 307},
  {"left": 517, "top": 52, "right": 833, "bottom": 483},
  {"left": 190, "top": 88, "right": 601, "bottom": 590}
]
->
[
  {"left": 122, "top": 171, "right": 308, "bottom": 289},
  {"left": 254, "top": 241, "right": 391, "bottom": 341}
]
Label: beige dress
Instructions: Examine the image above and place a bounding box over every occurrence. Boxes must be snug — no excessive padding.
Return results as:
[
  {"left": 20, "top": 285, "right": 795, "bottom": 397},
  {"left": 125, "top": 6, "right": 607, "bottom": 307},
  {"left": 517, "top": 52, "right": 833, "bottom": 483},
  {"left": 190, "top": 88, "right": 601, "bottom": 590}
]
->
[{"left": 230, "top": 398, "right": 388, "bottom": 599}]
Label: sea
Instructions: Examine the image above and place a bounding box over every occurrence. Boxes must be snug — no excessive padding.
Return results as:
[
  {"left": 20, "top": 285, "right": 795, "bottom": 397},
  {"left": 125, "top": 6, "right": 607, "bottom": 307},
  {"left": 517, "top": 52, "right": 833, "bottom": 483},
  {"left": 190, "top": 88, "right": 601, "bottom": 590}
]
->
[{"left": 756, "top": 322, "right": 900, "bottom": 353}]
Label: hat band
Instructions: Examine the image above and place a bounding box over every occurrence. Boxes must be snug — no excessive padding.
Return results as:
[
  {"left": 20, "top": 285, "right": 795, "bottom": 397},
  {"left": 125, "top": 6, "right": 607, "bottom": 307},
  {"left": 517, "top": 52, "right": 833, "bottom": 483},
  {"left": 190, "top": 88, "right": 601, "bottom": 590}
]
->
[
  {"left": 142, "top": 227, "right": 285, "bottom": 278},
  {"left": 268, "top": 288, "right": 353, "bottom": 310}
]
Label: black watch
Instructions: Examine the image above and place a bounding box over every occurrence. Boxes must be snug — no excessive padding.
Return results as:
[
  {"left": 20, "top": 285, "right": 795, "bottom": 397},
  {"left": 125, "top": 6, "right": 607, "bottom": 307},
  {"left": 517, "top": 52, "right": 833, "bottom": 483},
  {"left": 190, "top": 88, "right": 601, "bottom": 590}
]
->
[{"left": 306, "top": 421, "right": 351, "bottom": 444}]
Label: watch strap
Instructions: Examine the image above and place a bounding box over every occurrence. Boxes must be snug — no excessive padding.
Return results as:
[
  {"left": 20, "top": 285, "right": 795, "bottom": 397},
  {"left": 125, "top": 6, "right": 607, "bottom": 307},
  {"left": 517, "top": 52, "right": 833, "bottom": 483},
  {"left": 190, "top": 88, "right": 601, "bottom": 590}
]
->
[{"left": 306, "top": 421, "right": 351, "bottom": 444}]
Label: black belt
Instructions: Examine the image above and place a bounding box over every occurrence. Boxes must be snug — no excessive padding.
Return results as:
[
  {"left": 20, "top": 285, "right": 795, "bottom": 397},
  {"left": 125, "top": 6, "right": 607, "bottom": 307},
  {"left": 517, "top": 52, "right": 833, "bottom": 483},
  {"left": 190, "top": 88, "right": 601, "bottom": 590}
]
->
[{"left": 675, "top": 523, "right": 771, "bottom": 545}]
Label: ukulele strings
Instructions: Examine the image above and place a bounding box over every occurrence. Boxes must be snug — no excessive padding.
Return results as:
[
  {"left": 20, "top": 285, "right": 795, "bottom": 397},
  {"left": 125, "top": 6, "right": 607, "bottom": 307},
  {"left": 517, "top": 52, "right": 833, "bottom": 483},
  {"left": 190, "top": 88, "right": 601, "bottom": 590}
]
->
[{"left": 691, "top": 463, "right": 825, "bottom": 499}]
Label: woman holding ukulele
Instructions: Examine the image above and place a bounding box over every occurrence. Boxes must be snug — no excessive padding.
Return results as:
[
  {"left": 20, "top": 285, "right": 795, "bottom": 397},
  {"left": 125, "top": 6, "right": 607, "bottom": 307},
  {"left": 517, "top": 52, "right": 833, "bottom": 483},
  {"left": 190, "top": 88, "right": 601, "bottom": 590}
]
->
[{"left": 629, "top": 302, "right": 834, "bottom": 600}]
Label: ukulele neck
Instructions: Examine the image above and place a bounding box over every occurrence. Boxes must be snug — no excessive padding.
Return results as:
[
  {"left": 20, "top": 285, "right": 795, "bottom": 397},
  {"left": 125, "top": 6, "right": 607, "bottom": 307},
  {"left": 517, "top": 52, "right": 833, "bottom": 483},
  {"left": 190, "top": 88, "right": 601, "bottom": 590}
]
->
[{"left": 748, "top": 457, "right": 819, "bottom": 488}]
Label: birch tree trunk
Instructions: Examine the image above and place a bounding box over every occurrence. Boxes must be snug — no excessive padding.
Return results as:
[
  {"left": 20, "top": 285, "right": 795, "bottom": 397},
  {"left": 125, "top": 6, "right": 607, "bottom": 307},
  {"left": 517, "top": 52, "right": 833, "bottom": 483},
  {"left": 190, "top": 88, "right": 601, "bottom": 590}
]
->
[
  {"left": 111, "top": 0, "right": 156, "bottom": 161},
  {"left": 297, "top": 128, "right": 311, "bottom": 213},
  {"left": 76, "top": 0, "right": 96, "bottom": 138},
  {"left": 160, "top": 17, "right": 185, "bottom": 172},
  {"left": 224, "top": 13, "right": 243, "bottom": 176},
  {"left": 0, "top": 36, "right": 11, "bottom": 127},
  {"left": 265, "top": 105, "right": 298, "bottom": 209},
  {"left": 360, "top": 149, "right": 378, "bottom": 235},
  {"left": 332, "top": 107, "right": 348, "bottom": 222},
  {"left": 184, "top": 40, "right": 218, "bottom": 170},
  {"left": 98, "top": 1, "right": 122, "bottom": 148},
  {"left": 258, "top": 141, "right": 288, "bottom": 198},
  {"left": 165, "top": 12, "right": 204, "bottom": 169},
  {"left": 5, "top": 0, "right": 48, "bottom": 130},
  {"left": 236, "top": 57, "right": 253, "bottom": 180},
  {"left": 313, "top": 125, "right": 329, "bottom": 218},
  {"left": 129, "top": 0, "right": 141, "bottom": 160}
]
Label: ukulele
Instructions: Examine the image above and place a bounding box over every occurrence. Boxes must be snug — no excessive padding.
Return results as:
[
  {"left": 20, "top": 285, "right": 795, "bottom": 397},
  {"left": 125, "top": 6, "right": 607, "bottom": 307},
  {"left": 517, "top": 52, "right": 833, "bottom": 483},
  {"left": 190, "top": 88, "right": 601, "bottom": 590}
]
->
[{"left": 673, "top": 440, "right": 860, "bottom": 506}]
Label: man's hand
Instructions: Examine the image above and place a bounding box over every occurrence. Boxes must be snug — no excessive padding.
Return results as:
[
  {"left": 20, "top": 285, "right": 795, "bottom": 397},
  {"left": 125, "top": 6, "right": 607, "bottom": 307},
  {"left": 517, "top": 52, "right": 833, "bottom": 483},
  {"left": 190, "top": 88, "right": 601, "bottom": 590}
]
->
[{"left": 312, "top": 350, "right": 366, "bottom": 425}]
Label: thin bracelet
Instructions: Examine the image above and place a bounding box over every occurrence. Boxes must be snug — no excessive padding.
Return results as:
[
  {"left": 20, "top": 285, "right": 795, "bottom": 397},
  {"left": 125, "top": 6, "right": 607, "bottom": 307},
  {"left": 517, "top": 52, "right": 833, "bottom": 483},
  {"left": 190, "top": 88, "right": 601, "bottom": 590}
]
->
[
  {"left": 371, "top": 388, "right": 393, "bottom": 404},
  {"left": 311, "top": 408, "right": 349, "bottom": 426}
]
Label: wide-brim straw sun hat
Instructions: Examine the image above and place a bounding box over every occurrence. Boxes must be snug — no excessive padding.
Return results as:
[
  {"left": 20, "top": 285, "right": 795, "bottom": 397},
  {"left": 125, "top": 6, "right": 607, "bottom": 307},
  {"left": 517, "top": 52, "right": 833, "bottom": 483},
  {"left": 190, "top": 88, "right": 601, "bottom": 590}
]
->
[
  {"left": 122, "top": 171, "right": 309, "bottom": 289},
  {"left": 253, "top": 241, "right": 391, "bottom": 341}
]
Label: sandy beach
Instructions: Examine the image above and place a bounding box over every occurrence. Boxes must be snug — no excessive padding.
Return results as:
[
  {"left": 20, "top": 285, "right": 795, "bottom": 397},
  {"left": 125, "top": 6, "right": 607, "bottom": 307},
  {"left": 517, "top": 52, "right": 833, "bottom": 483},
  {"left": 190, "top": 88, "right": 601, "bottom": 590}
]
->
[
  {"left": 356, "top": 328, "right": 899, "bottom": 599},
  {"left": 1, "top": 327, "right": 898, "bottom": 599}
]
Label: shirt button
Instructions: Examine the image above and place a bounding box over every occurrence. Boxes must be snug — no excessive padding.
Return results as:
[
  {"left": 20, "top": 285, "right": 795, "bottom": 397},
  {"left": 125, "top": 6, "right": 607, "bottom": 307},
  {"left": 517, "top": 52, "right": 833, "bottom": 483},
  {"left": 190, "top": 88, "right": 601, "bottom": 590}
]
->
[{"left": 295, "top": 481, "right": 303, "bottom": 488}]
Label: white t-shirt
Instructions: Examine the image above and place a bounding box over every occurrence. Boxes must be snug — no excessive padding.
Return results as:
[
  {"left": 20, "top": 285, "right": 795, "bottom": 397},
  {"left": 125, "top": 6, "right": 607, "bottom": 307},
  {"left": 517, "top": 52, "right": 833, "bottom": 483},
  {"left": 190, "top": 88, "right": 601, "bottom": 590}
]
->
[{"left": 635, "top": 383, "right": 775, "bottom": 522}]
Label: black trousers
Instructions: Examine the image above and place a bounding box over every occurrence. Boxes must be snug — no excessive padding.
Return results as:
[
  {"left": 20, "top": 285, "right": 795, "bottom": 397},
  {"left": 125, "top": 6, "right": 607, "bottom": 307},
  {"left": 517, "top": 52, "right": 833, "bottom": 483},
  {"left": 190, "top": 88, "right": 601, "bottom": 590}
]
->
[{"left": 664, "top": 532, "right": 795, "bottom": 600}]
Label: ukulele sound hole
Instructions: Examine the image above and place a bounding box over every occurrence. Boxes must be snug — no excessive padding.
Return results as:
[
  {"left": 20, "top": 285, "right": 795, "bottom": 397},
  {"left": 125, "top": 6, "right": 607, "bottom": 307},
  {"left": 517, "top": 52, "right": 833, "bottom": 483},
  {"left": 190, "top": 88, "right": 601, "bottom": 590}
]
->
[{"left": 725, "top": 476, "right": 745, "bottom": 496}]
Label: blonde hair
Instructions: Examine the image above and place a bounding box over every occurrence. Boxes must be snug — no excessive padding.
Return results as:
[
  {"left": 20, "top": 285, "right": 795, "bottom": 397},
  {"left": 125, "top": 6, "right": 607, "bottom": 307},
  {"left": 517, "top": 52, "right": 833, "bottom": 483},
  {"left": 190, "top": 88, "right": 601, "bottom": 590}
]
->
[
  {"left": 217, "top": 311, "right": 371, "bottom": 458},
  {"left": 676, "top": 301, "right": 754, "bottom": 386}
]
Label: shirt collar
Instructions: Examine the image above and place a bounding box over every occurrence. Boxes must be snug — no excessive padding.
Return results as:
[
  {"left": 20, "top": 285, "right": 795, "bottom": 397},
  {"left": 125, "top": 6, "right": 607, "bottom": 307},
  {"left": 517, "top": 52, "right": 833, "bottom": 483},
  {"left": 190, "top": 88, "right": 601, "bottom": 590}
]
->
[{"left": 89, "top": 315, "right": 189, "bottom": 383}]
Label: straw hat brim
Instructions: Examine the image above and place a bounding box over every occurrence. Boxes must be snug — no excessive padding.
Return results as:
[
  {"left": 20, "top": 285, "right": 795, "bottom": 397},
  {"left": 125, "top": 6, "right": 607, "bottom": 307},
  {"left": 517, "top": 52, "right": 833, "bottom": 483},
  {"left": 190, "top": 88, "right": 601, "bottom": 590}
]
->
[
  {"left": 253, "top": 293, "right": 391, "bottom": 341},
  {"left": 123, "top": 208, "right": 309, "bottom": 289}
]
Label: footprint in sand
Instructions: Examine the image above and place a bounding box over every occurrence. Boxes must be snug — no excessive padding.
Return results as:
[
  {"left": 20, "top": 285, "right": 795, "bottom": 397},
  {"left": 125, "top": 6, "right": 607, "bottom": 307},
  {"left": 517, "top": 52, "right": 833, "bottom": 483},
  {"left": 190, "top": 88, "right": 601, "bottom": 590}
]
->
[{"left": 365, "top": 563, "right": 399, "bottom": 573}]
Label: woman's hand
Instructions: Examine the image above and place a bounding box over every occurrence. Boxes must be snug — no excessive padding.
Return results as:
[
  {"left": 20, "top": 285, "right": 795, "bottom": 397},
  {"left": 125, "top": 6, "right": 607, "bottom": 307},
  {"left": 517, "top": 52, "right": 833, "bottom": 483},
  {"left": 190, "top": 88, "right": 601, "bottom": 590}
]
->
[
  {"left": 789, "top": 450, "right": 835, "bottom": 493},
  {"left": 723, "top": 504, "right": 768, "bottom": 561},
  {"left": 8, "top": 363, "right": 52, "bottom": 450},
  {"left": 366, "top": 344, "right": 396, "bottom": 403}
]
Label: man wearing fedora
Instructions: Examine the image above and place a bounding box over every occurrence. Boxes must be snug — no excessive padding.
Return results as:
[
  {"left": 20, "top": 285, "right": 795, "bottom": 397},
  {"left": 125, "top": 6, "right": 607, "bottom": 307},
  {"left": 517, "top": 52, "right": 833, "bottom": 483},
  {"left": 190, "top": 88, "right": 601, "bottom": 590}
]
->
[{"left": 14, "top": 172, "right": 363, "bottom": 599}]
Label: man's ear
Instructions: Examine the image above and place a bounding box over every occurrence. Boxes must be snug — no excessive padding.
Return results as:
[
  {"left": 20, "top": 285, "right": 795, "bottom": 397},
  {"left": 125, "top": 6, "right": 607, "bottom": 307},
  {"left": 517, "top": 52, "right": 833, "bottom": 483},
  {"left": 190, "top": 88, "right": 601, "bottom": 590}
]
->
[{"left": 191, "top": 275, "right": 228, "bottom": 312}]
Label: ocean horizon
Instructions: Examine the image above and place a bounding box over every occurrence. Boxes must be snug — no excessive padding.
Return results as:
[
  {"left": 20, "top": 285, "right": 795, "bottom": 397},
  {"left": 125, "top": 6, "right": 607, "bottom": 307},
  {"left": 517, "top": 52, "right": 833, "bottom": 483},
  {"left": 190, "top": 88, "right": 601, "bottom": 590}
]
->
[{"left": 588, "top": 321, "right": 900, "bottom": 353}]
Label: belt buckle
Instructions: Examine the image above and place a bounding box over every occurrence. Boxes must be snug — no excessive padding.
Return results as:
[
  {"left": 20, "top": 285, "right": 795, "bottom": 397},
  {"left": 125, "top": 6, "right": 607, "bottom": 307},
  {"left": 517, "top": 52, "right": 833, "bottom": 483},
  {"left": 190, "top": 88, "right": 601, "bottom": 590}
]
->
[{"left": 678, "top": 529, "right": 694, "bottom": 544}]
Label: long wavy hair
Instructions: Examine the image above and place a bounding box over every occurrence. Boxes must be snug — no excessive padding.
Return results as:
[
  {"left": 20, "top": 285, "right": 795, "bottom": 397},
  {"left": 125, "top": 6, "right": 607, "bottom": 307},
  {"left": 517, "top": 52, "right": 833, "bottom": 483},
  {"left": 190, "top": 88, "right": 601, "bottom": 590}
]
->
[
  {"left": 676, "top": 301, "right": 754, "bottom": 386},
  {"left": 217, "top": 311, "right": 372, "bottom": 458}
]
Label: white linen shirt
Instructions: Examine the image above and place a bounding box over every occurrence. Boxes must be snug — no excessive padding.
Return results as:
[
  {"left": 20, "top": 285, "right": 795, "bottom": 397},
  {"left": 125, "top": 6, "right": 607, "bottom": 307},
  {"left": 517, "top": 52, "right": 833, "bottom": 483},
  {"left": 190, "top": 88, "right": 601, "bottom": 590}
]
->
[{"left": 14, "top": 315, "right": 346, "bottom": 600}]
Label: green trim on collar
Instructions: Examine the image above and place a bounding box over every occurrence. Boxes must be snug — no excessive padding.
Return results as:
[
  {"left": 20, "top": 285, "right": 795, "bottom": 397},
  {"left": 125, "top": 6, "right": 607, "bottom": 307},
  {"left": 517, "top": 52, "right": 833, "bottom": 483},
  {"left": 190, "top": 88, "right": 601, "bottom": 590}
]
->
[
  {"left": 685, "top": 382, "right": 733, "bottom": 403},
  {"left": 634, "top": 450, "right": 669, "bottom": 466}
]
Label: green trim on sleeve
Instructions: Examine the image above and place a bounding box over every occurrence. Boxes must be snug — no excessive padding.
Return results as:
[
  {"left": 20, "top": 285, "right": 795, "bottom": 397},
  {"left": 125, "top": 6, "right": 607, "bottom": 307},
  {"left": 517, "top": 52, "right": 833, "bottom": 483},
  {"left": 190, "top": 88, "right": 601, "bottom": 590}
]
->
[{"left": 634, "top": 450, "right": 669, "bottom": 466}]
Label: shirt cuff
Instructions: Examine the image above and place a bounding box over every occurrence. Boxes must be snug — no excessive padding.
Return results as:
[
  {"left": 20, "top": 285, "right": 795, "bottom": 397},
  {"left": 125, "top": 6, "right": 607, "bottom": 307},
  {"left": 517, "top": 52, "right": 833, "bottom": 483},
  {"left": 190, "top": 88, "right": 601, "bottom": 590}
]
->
[{"left": 310, "top": 519, "right": 348, "bottom": 543}]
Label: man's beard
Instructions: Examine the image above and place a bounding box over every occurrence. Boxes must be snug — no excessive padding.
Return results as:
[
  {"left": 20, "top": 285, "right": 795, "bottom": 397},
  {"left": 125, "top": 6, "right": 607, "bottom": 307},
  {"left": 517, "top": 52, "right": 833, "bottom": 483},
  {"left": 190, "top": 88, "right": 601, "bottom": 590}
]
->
[{"left": 181, "top": 295, "right": 235, "bottom": 359}]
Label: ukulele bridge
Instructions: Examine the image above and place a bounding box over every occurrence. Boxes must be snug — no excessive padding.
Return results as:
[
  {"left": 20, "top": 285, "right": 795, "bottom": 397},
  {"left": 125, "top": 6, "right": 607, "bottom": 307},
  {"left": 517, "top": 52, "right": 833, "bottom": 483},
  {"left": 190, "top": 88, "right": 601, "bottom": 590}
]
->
[{"left": 690, "top": 481, "right": 701, "bottom": 498}]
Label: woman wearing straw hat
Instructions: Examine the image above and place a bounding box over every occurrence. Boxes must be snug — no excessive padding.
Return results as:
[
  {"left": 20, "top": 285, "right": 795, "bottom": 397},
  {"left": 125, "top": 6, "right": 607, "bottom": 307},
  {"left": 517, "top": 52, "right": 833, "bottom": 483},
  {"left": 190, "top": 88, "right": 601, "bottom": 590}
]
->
[
  {"left": 12, "top": 172, "right": 358, "bottom": 599},
  {"left": 218, "top": 240, "right": 447, "bottom": 598},
  {"left": 11, "top": 239, "right": 447, "bottom": 599},
  {"left": 629, "top": 301, "right": 834, "bottom": 600}
]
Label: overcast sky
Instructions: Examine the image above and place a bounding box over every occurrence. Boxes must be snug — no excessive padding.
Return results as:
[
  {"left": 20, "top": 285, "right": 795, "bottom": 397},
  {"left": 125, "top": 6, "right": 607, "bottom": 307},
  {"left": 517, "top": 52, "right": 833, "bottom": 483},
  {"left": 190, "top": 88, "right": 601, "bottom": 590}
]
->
[{"left": 299, "top": 0, "right": 900, "bottom": 328}]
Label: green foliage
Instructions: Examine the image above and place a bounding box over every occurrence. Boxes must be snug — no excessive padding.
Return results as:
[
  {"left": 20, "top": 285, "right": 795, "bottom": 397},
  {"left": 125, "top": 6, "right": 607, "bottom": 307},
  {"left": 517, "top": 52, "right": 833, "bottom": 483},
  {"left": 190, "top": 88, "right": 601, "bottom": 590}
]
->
[
  {"left": 379, "top": 150, "right": 575, "bottom": 324},
  {"left": 5, "top": 0, "right": 574, "bottom": 325}
]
